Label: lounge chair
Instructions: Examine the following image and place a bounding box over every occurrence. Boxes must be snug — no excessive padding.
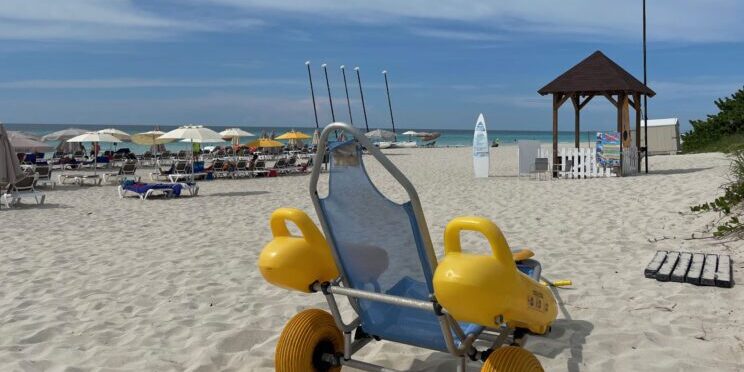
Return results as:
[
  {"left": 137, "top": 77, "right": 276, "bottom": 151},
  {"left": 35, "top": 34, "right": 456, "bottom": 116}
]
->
[
  {"left": 234, "top": 159, "right": 249, "bottom": 178},
  {"left": 118, "top": 181, "right": 181, "bottom": 200},
  {"left": 258, "top": 123, "right": 560, "bottom": 372},
  {"left": 57, "top": 172, "right": 101, "bottom": 185},
  {"left": 210, "top": 159, "right": 231, "bottom": 179},
  {"left": 271, "top": 158, "right": 288, "bottom": 175},
  {"left": 251, "top": 160, "right": 268, "bottom": 177},
  {"left": 167, "top": 161, "right": 206, "bottom": 182},
  {"left": 103, "top": 161, "right": 139, "bottom": 184},
  {"left": 34, "top": 165, "right": 56, "bottom": 189},
  {"left": 150, "top": 162, "right": 184, "bottom": 181},
  {"left": 2, "top": 176, "right": 45, "bottom": 207}
]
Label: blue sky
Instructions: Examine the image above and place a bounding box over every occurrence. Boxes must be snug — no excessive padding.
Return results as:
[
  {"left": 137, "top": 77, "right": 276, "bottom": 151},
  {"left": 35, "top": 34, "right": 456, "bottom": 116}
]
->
[{"left": 0, "top": 1, "right": 742, "bottom": 131}]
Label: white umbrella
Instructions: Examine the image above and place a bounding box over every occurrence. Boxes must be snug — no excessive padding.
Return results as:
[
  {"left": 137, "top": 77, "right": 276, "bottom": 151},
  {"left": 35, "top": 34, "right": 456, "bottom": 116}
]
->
[
  {"left": 364, "top": 129, "right": 396, "bottom": 142},
  {"left": 67, "top": 132, "right": 122, "bottom": 176},
  {"left": 9, "top": 131, "right": 42, "bottom": 141},
  {"left": 97, "top": 128, "right": 130, "bottom": 141},
  {"left": 41, "top": 128, "right": 88, "bottom": 142},
  {"left": 220, "top": 128, "right": 255, "bottom": 139},
  {"left": 159, "top": 125, "right": 224, "bottom": 181},
  {"left": 8, "top": 132, "right": 54, "bottom": 153},
  {"left": 312, "top": 129, "right": 320, "bottom": 147},
  {"left": 132, "top": 130, "right": 174, "bottom": 145}
]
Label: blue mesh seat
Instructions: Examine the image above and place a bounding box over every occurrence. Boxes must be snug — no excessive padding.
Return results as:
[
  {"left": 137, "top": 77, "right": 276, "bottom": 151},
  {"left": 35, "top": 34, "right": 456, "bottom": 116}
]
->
[{"left": 317, "top": 140, "right": 482, "bottom": 351}]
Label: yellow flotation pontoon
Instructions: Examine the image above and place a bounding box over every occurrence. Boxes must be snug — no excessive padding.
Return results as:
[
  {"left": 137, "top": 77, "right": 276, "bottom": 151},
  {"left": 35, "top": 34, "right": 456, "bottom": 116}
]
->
[{"left": 257, "top": 122, "right": 567, "bottom": 372}]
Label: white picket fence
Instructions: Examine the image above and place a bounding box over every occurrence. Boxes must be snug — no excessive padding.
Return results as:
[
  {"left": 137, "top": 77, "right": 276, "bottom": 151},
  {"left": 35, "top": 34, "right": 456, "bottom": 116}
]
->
[{"left": 537, "top": 146, "right": 638, "bottom": 178}]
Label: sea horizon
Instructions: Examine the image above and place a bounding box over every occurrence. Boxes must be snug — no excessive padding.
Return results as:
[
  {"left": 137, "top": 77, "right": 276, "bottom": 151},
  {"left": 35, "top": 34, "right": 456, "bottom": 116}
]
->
[{"left": 5, "top": 122, "right": 601, "bottom": 152}]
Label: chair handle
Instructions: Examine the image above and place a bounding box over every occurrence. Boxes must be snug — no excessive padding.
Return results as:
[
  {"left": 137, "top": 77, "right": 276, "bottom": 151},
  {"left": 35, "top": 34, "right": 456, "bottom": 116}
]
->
[
  {"left": 443, "top": 216, "right": 517, "bottom": 269},
  {"left": 269, "top": 208, "right": 325, "bottom": 247}
]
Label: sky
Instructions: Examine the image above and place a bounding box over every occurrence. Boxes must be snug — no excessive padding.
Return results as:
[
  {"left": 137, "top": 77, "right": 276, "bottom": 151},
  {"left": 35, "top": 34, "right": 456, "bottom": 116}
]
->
[{"left": 0, "top": 1, "right": 743, "bottom": 131}]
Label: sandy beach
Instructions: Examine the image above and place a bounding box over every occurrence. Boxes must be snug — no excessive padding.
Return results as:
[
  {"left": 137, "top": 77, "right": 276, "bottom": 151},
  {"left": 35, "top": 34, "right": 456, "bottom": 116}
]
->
[{"left": 1, "top": 145, "right": 742, "bottom": 371}]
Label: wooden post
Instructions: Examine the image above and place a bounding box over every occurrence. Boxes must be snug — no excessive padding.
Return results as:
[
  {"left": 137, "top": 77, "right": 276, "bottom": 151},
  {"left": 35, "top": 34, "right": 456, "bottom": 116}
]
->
[
  {"left": 571, "top": 93, "right": 580, "bottom": 148},
  {"left": 634, "top": 92, "right": 641, "bottom": 172},
  {"left": 617, "top": 93, "right": 624, "bottom": 177},
  {"left": 553, "top": 94, "right": 560, "bottom": 177}
]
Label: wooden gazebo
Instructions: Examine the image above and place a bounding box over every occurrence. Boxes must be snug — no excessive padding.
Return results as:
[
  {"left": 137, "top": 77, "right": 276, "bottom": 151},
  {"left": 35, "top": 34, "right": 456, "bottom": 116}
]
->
[{"left": 538, "top": 51, "right": 655, "bottom": 174}]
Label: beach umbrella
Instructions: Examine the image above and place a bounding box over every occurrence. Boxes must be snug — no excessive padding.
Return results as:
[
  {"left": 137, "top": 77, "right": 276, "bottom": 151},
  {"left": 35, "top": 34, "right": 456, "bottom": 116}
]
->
[
  {"left": 41, "top": 128, "right": 88, "bottom": 142},
  {"left": 159, "top": 125, "right": 224, "bottom": 181},
  {"left": 364, "top": 129, "right": 396, "bottom": 142},
  {"left": 8, "top": 132, "right": 54, "bottom": 153},
  {"left": 9, "top": 131, "right": 41, "bottom": 141},
  {"left": 0, "top": 124, "right": 23, "bottom": 185},
  {"left": 245, "top": 138, "right": 284, "bottom": 148},
  {"left": 312, "top": 129, "right": 320, "bottom": 147},
  {"left": 275, "top": 130, "right": 311, "bottom": 140},
  {"left": 67, "top": 132, "right": 122, "bottom": 176},
  {"left": 220, "top": 128, "right": 255, "bottom": 146},
  {"left": 132, "top": 130, "right": 174, "bottom": 145},
  {"left": 97, "top": 128, "right": 130, "bottom": 153},
  {"left": 97, "top": 128, "right": 131, "bottom": 141},
  {"left": 275, "top": 130, "right": 311, "bottom": 148}
]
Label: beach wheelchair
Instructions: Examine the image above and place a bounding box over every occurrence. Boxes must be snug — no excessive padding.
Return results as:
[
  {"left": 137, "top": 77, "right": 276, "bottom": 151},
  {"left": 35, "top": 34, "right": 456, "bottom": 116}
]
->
[{"left": 258, "top": 123, "right": 559, "bottom": 371}]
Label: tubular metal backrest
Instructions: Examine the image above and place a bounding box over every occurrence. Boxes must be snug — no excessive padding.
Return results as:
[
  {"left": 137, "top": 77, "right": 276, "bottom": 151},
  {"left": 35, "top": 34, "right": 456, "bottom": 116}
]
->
[{"left": 309, "top": 123, "right": 463, "bottom": 351}]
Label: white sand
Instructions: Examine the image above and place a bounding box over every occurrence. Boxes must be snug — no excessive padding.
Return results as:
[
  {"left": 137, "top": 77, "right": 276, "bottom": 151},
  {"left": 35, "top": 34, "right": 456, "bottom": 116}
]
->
[{"left": 1, "top": 146, "right": 742, "bottom": 371}]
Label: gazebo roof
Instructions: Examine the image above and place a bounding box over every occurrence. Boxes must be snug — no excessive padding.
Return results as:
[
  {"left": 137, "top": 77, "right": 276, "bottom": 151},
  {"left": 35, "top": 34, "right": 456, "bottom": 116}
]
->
[{"left": 538, "top": 50, "right": 655, "bottom": 96}]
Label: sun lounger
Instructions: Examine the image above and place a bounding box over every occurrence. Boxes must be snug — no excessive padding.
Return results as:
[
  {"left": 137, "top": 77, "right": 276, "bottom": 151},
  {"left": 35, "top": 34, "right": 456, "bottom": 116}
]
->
[
  {"left": 103, "top": 161, "right": 139, "bottom": 184},
  {"left": 2, "top": 176, "right": 45, "bottom": 207},
  {"left": 34, "top": 165, "right": 56, "bottom": 189},
  {"left": 117, "top": 180, "right": 199, "bottom": 200},
  {"left": 118, "top": 181, "right": 181, "bottom": 200},
  {"left": 58, "top": 173, "right": 101, "bottom": 185},
  {"left": 210, "top": 159, "right": 232, "bottom": 179},
  {"left": 258, "top": 123, "right": 560, "bottom": 371},
  {"left": 234, "top": 159, "right": 249, "bottom": 178}
]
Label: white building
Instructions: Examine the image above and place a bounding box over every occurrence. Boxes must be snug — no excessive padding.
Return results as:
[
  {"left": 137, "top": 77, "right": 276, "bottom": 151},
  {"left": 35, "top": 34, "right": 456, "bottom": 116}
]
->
[{"left": 631, "top": 118, "right": 680, "bottom": 155}]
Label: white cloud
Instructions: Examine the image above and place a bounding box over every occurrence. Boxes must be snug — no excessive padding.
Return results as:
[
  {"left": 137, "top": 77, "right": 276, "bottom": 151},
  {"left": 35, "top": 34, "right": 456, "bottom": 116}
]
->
[
  {"left": 0, "top": 77, "right": 300, "bottom": 89},
  {"left": 410, "top": 28, "right": 506, "bottom": 41},
  {"left": 0, "top": 0, "right": 262, "bottom": 41},
  {"left": 3, "top": 1, "right": 741, "bottom": 43},
  {"left": 204, "top": 0, "right": 744, "bottom": 43}
]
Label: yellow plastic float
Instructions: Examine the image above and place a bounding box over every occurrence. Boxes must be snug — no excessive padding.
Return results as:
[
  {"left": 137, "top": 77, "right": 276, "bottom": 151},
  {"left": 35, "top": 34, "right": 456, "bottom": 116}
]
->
[
  {"left": 433, "top": 216, "right": 558, "bottom": 335},
  {"left": 258, "top": 208, "right": 338, "bottom": 293}
]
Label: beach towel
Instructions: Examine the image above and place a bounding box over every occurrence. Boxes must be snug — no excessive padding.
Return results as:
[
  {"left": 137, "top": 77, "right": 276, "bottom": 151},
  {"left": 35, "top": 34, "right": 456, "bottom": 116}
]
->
[{"left": 121, "top": 180, "right": 182, "bottom": 197}]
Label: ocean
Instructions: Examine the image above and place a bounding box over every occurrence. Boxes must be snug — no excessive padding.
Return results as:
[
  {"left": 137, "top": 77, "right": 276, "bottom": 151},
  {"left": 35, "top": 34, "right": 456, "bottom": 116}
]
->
[{"left": 5, "top": 123, "right": 595, "bottom": 154}]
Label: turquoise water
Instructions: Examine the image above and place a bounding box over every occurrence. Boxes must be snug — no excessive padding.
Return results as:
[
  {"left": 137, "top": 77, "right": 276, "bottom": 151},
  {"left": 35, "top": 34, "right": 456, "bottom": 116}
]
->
[{"left": 6, "top": 123, "right": 593, "bottom": 154}]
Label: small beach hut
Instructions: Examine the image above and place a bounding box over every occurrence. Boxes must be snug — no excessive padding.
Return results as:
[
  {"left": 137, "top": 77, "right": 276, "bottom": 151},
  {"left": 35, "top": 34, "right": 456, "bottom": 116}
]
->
[
  {"left": 631, "top": 118, "right": 680, "bottom": 155},
  {"left": 538, "top": 50, "right": 655, "bottom": 176}
]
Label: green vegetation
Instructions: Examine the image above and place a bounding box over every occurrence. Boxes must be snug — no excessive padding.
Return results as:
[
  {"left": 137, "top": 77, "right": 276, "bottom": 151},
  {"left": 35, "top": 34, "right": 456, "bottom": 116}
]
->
[
  {"left": 691, "top": 150, "right": 744, "bottom": 237},
  {"left": 681, "top": 86, "right": 744, "bottom": 153}
]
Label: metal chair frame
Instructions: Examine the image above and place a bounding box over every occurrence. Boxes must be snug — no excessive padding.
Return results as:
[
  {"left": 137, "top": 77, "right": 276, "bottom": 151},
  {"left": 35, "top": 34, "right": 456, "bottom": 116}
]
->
[{"left": 308, "top": 123, "right": 535, "bottom": 372}]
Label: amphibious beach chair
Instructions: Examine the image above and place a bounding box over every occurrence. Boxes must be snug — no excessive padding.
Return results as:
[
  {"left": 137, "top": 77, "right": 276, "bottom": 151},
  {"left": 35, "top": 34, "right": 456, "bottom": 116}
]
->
[{"left": 259, "top": 123, "right": 560, "bottom": 371}]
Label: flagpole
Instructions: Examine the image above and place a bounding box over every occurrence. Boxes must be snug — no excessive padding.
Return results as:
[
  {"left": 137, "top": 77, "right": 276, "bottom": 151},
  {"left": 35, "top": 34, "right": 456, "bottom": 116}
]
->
[
  {"left": 340, "top": 65, "right": 354, "bottom": 126},
  {"left": 355, "top": 67, "right": 370, "bottom": 132},
  {"left": 382, "top": 70, "right": 396, "bottom": 135},
  {"left": 305, "top": 61, "right": 319, "bottom": 128},
  {"left": 643, "top": 0, "right": 649, "bottom": 173},
  {"left": 322, "top": 63, "right": 335, "bottom": 122}
]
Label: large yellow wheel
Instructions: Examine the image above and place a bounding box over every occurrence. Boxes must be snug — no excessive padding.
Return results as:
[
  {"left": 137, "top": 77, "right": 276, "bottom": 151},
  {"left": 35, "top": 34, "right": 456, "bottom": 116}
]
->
[
  {"left": 275, "top": 309, "right": 343, "bottom": 372},
  {"left": 481, "top": 346, "right": 543, "bottom": 372}
]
